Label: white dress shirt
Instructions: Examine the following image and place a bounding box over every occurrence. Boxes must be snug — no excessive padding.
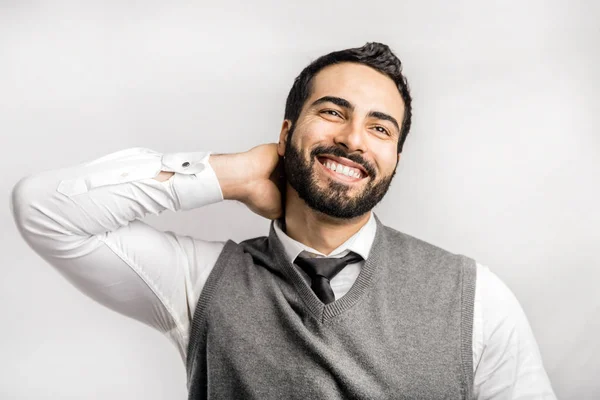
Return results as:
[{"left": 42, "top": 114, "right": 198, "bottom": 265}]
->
[{"left": 9, "top": 147, "right": 556, "bottom": 399}]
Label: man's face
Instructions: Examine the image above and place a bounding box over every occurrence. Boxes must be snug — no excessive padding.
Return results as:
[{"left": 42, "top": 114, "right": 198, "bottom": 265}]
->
[{"left": 278, "top": 62, "right": 405, "bottom": 219}]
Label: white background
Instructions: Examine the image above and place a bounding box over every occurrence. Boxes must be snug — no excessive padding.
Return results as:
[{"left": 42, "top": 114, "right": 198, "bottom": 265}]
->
[{"left": 2, "top": 1, "right": 598, "bottom": 398}]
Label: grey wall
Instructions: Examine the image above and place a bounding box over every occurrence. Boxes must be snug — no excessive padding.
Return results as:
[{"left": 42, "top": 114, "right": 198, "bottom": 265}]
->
[{"left": 2, "top": 1, "right": 598, "bottom": 398}]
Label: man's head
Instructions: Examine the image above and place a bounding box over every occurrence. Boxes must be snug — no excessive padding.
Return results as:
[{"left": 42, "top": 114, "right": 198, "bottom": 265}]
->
[{"left": 277, "top": 42, "right": 412, "bottom": 220}]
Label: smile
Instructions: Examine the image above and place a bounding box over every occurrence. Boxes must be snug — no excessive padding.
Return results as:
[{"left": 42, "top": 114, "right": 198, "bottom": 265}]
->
[{"left": 317, "top": 156, "right": 367, "bottom": 182}]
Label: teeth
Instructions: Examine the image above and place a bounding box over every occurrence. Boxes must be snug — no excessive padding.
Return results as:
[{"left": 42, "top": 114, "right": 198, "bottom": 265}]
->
[{"left": 324, "top": 160, "right": 362, "bottom": 179}]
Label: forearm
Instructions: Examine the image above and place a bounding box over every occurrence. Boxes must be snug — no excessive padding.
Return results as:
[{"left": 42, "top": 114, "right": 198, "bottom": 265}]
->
[{"left": 10, "top": 147, "right": 222, "bottom": 248}]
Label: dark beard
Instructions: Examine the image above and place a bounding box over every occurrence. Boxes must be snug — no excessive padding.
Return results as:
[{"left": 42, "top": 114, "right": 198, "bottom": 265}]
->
[{"left": 283, "top": 136, "right": 397, "bottom": 219}]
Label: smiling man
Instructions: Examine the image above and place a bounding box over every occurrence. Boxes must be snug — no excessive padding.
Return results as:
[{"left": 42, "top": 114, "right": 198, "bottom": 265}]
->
[
  {"left": 11, "top": 42, "right": 556, "bottom": 399},
  {"left": 282, "top": 64, "right": 403, "bottom": 222}
]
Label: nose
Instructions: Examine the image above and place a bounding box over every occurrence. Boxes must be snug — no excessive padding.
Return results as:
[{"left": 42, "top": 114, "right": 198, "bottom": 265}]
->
[{"left": 333, "top": 120, "right": 366, "bottom": 154}]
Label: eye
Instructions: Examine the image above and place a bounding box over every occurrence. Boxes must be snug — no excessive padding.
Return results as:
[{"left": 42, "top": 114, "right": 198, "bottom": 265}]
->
[
  {"left": 322, "top": 109, "right": 342, "bottom": 118},
  {"left": 374, "top": 126, "right": 390, "bottom": 136}
]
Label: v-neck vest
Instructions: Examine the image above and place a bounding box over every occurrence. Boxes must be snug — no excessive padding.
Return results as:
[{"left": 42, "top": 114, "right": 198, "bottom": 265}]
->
[{"left": 186, "top": 214, "right": 476, "bottom": 399}]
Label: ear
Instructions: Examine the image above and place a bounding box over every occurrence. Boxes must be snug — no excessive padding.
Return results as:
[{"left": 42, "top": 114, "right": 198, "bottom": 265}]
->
[{"left": 277, "top": 120, "right": 292, "bottom": 157}]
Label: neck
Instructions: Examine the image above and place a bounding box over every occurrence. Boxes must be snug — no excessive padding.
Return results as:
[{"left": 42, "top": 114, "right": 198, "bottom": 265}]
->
[{"left": 282, "top": 185, "right": 371, "bottom": 255}]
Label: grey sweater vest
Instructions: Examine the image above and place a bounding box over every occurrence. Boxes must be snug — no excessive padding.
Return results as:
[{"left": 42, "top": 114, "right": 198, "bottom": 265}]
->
[{"left": 186, "top": 214, "right": 476, "bottom": 399}]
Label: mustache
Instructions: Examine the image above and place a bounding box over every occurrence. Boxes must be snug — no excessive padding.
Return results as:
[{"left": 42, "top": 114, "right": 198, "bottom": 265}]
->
[{"left": 310, "top": 145, "right": 376, "bottom": 178}]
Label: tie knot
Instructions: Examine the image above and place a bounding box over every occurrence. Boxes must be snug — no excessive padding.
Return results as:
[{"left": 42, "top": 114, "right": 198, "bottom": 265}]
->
[{"left": 294, "top": 251, "right": 363, "bottom": 281}]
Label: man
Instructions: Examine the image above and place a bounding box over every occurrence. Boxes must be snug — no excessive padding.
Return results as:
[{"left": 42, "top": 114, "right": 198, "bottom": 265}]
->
[{"left": 11, "top": 42, "right": 556, "bottom": 398}]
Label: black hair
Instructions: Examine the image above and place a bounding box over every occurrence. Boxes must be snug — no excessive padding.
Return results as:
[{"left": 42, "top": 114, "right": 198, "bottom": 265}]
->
[{"left": 283, "top": 42, "right": 412, "bottom": 153}]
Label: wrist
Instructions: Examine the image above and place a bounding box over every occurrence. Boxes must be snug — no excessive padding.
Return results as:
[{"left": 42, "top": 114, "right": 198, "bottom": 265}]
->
[{"left": 208, "top": 153, "right": 251, "bottom": 202}]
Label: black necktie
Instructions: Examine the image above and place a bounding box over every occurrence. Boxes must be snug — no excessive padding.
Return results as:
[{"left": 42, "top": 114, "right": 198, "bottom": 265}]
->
[{"left": 294, "top": 252, "right": 363, "bottom": 304}]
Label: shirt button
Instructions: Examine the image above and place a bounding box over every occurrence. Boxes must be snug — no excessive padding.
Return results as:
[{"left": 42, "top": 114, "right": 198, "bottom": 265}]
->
[{"left": 182, "top": 162, "right": 190, "bottom": 168}]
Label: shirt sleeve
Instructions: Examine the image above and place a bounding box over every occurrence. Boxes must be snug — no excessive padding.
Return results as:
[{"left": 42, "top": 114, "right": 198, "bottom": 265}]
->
[
  {"left": 9, "top": 147, "right": 226, "bottom": 363},
  {"left": 473, "top": 265, "right": 557, "bottom": 399}
]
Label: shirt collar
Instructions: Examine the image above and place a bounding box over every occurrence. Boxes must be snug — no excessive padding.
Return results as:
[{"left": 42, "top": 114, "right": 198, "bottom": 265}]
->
[{"left": 273, "top": 212, "right": 377, "bottom": 262}]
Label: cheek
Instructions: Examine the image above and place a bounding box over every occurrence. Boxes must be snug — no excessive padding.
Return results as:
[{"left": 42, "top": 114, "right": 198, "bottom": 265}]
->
[
  {"left": 295, "top": 121, "right": 334, "bottom": 148},
  {"left": 372, "top": 146, "right": 398, "bottom": 176}
]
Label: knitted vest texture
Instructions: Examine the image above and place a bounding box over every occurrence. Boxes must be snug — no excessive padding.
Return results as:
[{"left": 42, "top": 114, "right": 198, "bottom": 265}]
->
[{"left": 186, "top": 214, "right": 476, "bottom": 399}]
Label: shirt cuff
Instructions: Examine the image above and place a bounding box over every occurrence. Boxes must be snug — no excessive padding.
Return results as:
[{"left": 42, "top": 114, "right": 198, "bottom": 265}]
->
[{"left": 163, "top": 151, "right": 224, "bottom": 211}]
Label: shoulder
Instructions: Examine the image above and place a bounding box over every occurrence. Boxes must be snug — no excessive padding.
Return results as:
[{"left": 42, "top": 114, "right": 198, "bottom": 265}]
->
[
  {"left": 475, "top": 263, "right": 537, "bottom": 349},
  {"left": 213, "top": 235, "right": 270, "bottom": 257},
  {"left": 381, "top": 224, "right": 476, "bottom": 270},
  {"left": 476, "top": 264, "right": 522, "bottom": 313},
  {"left": 240, "top": 235, "right": 269, "bottom": 251}
]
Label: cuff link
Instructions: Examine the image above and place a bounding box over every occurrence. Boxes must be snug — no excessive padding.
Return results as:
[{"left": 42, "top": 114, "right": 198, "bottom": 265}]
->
[{"left": 161, "top": 152, "right": 209, "bottom": 175}]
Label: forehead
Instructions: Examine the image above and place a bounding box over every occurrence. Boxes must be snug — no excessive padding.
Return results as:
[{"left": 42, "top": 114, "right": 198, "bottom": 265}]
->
[{"left": 307, "top": 62, "right": 405, "bottom": 121}]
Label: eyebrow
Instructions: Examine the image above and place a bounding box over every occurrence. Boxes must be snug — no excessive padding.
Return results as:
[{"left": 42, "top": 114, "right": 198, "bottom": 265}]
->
[{"left": 310, "top": 95, "right": 401, "bottom": 135}]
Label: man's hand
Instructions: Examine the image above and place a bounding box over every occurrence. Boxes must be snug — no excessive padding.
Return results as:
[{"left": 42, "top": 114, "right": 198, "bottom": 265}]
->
[{"left": 209, "top": 143, "right": 286, "bottom": 220}]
